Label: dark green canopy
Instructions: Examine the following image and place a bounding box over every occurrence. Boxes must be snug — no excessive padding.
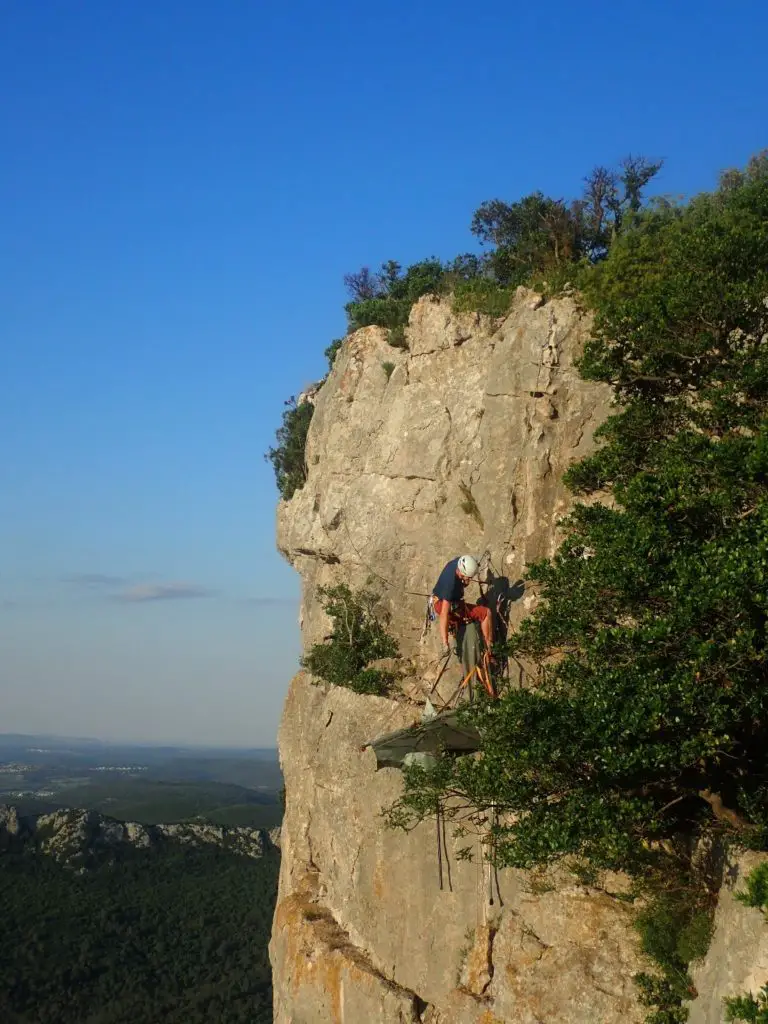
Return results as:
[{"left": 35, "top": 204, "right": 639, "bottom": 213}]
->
[{"left": 366, "top": 709, "right": 481, "bottom": 770}]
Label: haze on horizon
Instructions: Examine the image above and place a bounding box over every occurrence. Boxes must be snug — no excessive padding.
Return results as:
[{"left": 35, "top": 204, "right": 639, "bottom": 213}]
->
[{"left": 2, "top": 0, "right": 766, "bottom": 746}]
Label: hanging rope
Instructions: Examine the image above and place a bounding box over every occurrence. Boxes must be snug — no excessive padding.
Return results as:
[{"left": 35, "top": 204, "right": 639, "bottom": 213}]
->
[
  {"left": 441, "top": 805, "right": 453, "bottom": 893},
  {"left": 436, "top": 803, "right": 444, "bottom": 891}
]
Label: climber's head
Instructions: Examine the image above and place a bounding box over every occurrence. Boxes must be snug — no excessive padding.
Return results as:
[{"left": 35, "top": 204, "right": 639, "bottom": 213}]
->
[{"left": 457, "top": 554, "right": 478, "bottom": 583}]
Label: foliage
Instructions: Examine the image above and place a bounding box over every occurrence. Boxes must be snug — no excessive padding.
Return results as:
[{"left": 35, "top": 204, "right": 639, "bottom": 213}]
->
[
  {"left": 345, "top": 258, "right": 447, "bottom": 334},
  {"left": 388, "top": 325, "right": 408, "bottom": 348},
  {"left": 0, "top": 842, "right": 279, "bottom": 1023},
  {"left": 632, "top": 879, "right": 713, "bottom": 1021},
  {"left": 302, "top": 584, "right": 398, "bottom": 695},
  {"left": 452, "top": 277, "right": 518, "bottom": 317},
  {"left": 634, "top": 973, "right": 690, "bottom": 1024},
  {"left": 325, "top": 337, "right": 344, "bottom": 369},
  {"left": 471, "top": 191, "right": 584, "bottom": 285},
  {"left": 470, "top": 156, "right": 662, "bottom": 284},
  {"left": 265, "top": 396, "right": 314, "bottom": 500},
  {"left": 28, "top": 779, "right": 283, "bottom": 830},
  {"left": 725, "top": 987, "right": 768, "bottom": 1023},
  {"left": 382, "top": 361, "right": 396, "bottom": 381},
  {"left": 735, "top": 862, "right": 768, "bottom": 910}
]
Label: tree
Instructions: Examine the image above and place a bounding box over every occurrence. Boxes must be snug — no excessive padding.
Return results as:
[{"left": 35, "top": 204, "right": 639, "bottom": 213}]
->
[
  {"left": 344, "top": 258, "right": 448, "bottom": 334},
  {"left": 302, "top": 584, "right": 399, "bottom": 695},
  {"left": 343, "top": 266, "right": 383, "bottom": 302},
  {"left": 265, "top": 397, "right": 314, "bottom": 500},
  {"left": 470, "top": 192, "right": 581, "bottom": 283},
  {"left": 471, "top": 157, "right": 663, "bottom": 283}
]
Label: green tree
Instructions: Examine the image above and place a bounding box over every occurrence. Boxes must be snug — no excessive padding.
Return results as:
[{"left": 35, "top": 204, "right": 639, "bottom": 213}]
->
[
  {"left": 470, "top": 157, "right": 662, "bottom": 283},
  {"left": 324, "top": 337, "right": 344, "bottom": 369},
  {"left": 265, "top": 396, "right": 314, "bottom": 500},
  {"left": 471, "top": 191, "right": 582, "bottom": 284},
  {"left": 344, "top": 258, "right": 448, "bottom": 334},
  {"left": 303, "top": 584, "right": 398, "bottom": 695}
]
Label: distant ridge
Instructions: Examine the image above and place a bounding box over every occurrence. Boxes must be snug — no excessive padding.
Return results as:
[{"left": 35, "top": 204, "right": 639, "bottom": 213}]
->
[{"left": 0, "top": 804, "right": 280, "bottom": 868}]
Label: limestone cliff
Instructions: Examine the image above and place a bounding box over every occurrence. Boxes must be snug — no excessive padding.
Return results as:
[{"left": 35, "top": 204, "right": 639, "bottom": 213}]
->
[{"left": 270, "top": 290, "right": 768, "bottom": 1022}]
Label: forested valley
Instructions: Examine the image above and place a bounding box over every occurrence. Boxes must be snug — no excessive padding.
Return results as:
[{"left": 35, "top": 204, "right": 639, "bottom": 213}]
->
[{"left": 0, "top": 840, "right": 278, "bottom": 1024}]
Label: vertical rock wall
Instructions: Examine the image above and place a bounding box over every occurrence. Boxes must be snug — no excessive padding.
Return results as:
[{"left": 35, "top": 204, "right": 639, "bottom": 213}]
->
[
  {"left": 270, "top": 289, "right": 768, "bottom": 1022},
  {"left": 271, "top": 290, "right": 653, "bottom": 1022}
]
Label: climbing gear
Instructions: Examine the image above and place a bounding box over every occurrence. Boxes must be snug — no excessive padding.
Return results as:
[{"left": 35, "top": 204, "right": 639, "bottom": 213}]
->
[
  {"left": 440, "top": 623, "right": 495, "bottom": 707},
  {"left": 452, "top": 647, "right": 495, "bottom": 704},
  {"left": 428, "top": 646, "right": 453, "bottom": 696},
  {"left": 458, "top": 554, "right": 479, "bottom": 578},
  {"left": 420, "top": 594, "right": 438, "bottom": 643}
]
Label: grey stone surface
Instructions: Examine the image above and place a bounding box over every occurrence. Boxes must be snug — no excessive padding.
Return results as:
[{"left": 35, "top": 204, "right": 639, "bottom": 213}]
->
[
  {"left": 270, "top": 672, "right": 646, "bottom": 1024},
  {"left": 278, "top": 291, "right": 613, "bottom": 689},
  {"left": 271, "top": 291, "right": 653, "bottom": 1023},
  {"left": 272, "top": 289, "right": 768, "bottom": 1022},
  {"left": 688, "top": 849, "right": 768, "bottom": 1023}
]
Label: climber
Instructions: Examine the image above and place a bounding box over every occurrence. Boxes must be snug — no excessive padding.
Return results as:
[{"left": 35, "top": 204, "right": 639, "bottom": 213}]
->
[{"left": 431, "top": 554, "right": 493, "bottom": 658}]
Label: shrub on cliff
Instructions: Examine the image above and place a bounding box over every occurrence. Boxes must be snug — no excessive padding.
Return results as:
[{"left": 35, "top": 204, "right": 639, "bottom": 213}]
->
[
  {"left": 302, "top": 584, "right": 398, "bottom": 696},
  {"left": 324, "top": 337, "right": 344, "bottom": 369},
  {"left": 265, "top": 396, "right": 314, "bottom": 501},
  {"left": 388, "top": 160, "right": 768, "bottom": 869},
  {"left": 344, "top": 258, "right": 448, "bottom": 337}
]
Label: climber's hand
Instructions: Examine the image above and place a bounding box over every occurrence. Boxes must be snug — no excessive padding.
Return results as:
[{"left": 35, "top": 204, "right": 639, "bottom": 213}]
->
[{"left": 439, "top": 644, "right": 452, "bottom": 661}]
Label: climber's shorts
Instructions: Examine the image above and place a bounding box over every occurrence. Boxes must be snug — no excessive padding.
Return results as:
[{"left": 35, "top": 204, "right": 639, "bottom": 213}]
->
[{"left": 432, "top": 597, "right": 489, "bottom": 628}]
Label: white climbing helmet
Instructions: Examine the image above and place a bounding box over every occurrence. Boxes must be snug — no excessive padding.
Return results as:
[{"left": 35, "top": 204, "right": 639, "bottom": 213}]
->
[{"left": 457, "top": 554, "right": 478, "bottom": 579}]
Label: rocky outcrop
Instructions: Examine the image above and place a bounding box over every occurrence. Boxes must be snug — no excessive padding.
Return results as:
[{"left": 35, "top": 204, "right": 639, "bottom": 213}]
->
[
  {"left": 271, "top": 674, "right": 645, "bottom": 1024},
  {"left": 0, "top": 804, "right": 276, "bottom": 867},
  {"left": 271, "top": 290, "right": 654, "bottom": 1023},
  {"left": 271, "top": 288, "right": 768, "bottom": 1022},
  {"left": 278, "top": 290, "right": 612, "bottom": 674}
]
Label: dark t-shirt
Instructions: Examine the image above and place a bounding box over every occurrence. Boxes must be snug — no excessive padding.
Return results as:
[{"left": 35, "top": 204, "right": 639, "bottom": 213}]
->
[{"left": 433, "top": 557, "right": 464, "bottom": 603}]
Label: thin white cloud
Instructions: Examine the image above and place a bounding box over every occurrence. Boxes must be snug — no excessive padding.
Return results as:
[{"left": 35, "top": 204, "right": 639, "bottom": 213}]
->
[
  {"left": 116, "top": 582, "right": 212, "bottom": 603},
  {"left": 63, "top": 573, "right": 127, "bottom": 587}
]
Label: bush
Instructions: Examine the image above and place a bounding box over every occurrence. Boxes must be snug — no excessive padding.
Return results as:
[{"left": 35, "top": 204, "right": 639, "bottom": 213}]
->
[
  {"left": 347, "top": 296, "right": 411, "bottom": 332},
  {"left": 451, "top": 278, "right": 517, "bottom": 317},
  {"left": 325, "top": 338, "right": 344, "bottom": 370},
  {"left": 388, "top": 325, "right": 407, "bottom": 349},
  {"left": 382, "top": 361, "right": 396, "bottom": 381},
  {"left": 345, "top": 258, "right": 448, "bottom": 332},
  {"left": 302, "top": 585, "right": 398, "bottom": 696},
  {"left": 265, "top": 397, "right": 314, "bottom": 501},
  {"left": 725, "top": 988, "right": 768, "bottom": 1023},
  {"left": 735, "top": 863, "right": 768, "bottom": 911}
]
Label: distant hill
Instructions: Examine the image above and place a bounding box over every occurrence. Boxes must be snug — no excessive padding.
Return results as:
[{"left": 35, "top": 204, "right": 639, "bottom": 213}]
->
[{"left": 0, "top": 804, "right": 278, "bottom": 867}]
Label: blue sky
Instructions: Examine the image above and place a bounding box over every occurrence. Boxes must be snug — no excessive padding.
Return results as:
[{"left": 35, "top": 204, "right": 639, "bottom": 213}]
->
[{"left": 1, "top": 0, "right": 766, "bottom": 745}]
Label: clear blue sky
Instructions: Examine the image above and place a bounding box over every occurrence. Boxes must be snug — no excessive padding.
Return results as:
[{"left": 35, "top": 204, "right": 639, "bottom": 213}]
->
[{"left": 1, "top": 0, "right": 765, "bottom": 745}]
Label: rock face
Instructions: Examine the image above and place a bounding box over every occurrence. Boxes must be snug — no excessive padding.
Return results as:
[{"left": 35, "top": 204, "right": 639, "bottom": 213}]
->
[
  {"left": 0, "top": 804, "right": 276, "bottom": 867},
  {"left": 277, "top": 290, "right": 612, "bottom": 672},
  {"left": 689, "top": 849, "right": 768, "bottom": 1024},
  {"left": 271, "top": 675, "right": 645, "bottom": 1024},
  {"left": 271, "top": 290, "right": 654, "bottom": 1023},
  {"left": 271, "top": 289, "right": 768, "bottom": 1022}
]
